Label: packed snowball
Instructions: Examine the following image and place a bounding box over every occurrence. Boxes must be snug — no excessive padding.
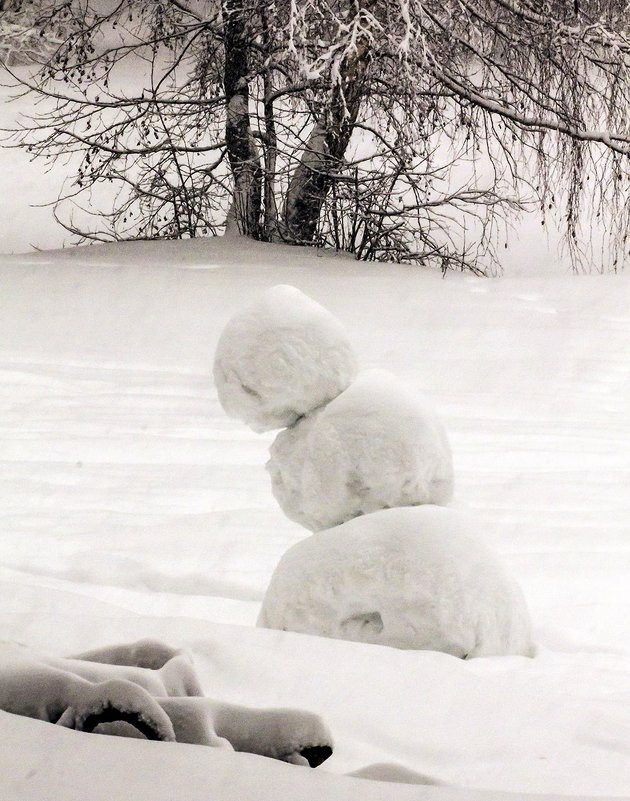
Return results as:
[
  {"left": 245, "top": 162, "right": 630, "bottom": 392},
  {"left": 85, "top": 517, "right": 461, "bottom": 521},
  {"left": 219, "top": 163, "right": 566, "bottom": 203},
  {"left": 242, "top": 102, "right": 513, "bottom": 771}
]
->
[
  {"left": 258, "top": 505, "right": 533, "bottom": 658},
  {"left": 213, "top": 285, "right": 358, "bottom": 432},
  {"left": 267, "top": 369, "right": 454, "bottom": 531}
]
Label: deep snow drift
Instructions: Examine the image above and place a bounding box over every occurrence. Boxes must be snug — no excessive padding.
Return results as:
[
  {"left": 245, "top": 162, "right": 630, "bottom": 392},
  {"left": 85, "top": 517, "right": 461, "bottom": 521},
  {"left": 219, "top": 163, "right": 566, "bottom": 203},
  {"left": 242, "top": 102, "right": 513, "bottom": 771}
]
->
[
  {"left": 258, "top": 505, "right": 533, "bottom": 657},
  {"left": 0, "top": 237, "right": 629, "bottom": 800}
]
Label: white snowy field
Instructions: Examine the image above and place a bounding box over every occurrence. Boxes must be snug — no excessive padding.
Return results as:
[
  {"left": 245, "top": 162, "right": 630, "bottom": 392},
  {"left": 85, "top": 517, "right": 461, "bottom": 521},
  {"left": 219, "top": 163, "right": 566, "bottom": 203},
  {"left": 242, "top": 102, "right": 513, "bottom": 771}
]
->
[{"left": 0, "top": 236, "right": 629, "bottom": 800}]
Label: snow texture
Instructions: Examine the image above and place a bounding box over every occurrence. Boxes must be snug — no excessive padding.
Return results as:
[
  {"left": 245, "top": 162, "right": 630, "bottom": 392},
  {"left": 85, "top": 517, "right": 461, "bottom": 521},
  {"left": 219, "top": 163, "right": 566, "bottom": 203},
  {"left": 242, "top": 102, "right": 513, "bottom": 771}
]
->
[
  {"left": 267, "top": 370, "right": 454, "bottom": 531},
  {"left": 258, "top": 505, "right": 533, "bottom": 657},
  {"left": 213, "top": 285, "right": 358, "bottom": 432}
]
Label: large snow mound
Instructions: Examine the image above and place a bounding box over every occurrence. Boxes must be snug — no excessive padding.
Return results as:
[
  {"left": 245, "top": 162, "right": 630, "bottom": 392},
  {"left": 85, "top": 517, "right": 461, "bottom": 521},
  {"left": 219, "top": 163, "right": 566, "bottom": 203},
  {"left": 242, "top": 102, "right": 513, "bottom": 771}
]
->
[
  {"left": 258, "top": 505, "right": 533, "bottom": 657},
  {"left": 213, "top": 285, "right": 358, "bottom": 432},
  {"left": 267, "top": 370, "right": 454, "bottom": 531}
]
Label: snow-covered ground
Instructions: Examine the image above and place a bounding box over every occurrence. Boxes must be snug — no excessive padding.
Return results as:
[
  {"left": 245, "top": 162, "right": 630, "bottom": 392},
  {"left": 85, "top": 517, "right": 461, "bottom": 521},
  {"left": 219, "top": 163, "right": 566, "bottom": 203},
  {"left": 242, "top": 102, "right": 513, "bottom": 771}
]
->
[{"left": 1, "top": 235, "right": 629, "bottom": 800}]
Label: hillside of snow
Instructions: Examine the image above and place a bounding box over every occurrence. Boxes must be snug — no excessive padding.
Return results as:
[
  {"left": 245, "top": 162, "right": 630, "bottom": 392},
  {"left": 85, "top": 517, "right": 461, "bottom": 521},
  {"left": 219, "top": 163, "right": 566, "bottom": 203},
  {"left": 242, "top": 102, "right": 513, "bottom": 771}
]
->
[{"left": 1, "top": 235, "right": 629, "bottom": 800}]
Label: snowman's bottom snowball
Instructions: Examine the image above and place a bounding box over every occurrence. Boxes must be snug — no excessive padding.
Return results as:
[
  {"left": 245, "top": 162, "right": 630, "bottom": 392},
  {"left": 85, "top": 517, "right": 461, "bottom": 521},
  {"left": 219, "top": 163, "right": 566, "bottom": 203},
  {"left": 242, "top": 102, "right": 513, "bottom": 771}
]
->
[{"left": 258, "top": 506, "right": 533, "bottom": 658}]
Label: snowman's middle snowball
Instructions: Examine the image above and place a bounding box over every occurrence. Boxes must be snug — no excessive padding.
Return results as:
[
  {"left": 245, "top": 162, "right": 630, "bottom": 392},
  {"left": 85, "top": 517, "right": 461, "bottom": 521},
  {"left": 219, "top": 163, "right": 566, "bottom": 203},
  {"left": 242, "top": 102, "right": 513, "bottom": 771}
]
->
[{"left": 267, "top": 369, "right": 454, "bottom": 532}]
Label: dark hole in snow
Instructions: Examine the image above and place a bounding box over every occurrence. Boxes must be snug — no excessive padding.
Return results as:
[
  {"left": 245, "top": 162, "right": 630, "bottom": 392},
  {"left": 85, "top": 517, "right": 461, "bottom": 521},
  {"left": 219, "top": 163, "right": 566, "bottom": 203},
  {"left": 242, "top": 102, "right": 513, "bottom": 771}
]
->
[
  {"left": 300, "top": 745, "right": 333, "bottom": 768},
  {"left": 80, "top": 705, "right": 164, "bottom": 741}
]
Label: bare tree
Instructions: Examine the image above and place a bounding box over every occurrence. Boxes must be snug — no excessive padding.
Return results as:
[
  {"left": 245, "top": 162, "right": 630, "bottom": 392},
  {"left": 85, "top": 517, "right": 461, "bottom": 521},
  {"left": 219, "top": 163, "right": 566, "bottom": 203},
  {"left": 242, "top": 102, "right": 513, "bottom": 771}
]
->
[{"left": 2, "top": 0, "right": 629, "bottom": 271}]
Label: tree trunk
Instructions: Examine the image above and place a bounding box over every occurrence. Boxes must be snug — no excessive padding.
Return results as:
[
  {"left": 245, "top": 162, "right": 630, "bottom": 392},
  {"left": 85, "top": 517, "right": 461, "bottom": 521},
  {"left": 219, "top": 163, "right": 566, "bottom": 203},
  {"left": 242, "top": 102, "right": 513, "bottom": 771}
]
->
[
  {"left": 222, "top": 0, "right": 262, "bottom": 238},
  {"left": 282, "top": 1, "right": 376, "bottom": 243},
  {"left": 260, "top": 3, "right": 278, "bottom": 241}
]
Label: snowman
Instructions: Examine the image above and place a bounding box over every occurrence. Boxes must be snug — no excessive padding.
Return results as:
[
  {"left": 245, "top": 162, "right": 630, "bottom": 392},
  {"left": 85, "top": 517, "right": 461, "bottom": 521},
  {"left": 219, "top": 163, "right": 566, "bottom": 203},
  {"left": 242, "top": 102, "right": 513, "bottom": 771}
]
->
[{"left": 213, "top": 285, "right": 532, "bottom": 657}]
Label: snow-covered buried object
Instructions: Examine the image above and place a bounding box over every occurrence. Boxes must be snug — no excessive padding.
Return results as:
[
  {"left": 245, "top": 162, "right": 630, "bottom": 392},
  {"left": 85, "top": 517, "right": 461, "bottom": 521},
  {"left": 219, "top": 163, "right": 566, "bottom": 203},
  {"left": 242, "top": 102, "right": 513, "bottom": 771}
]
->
[
  {"left": 267, "top": 370, "right": 454, "bottom": 531},
  {"left": 0, "top": 639, "right": 333, "bottom": 767},
  {"left": 258, "top": 506, "right": 534, "bottom": 658},
  {"left": 213, "top": 285, "right": 358, "bottom": 432}
]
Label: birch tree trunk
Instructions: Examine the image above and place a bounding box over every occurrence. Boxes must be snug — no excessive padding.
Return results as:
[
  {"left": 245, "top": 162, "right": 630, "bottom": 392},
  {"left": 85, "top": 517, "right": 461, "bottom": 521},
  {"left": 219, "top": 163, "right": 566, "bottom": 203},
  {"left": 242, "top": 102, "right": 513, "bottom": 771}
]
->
[{"left": 223, "top": 0, "right": 262, "bottom": 238}]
